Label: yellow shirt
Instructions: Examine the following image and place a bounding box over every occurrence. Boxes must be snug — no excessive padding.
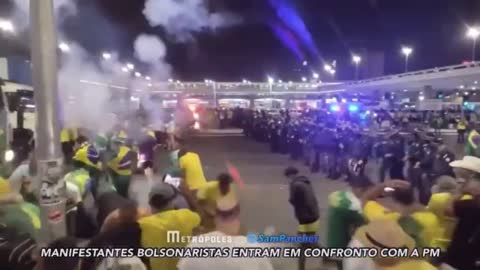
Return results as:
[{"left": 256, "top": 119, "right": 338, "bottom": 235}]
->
[
  {"left": 363, "top": 201, "right": 440, "bottom": 247},
  {"left": 108, "top": 146, "right": 134, "bottom": 176},
  {"left": 179, "top": 152, "right": 207, "bottom": 190},
  {"left": 196, "top": 181, "right": 235, "bottom": 202},
  {"left": 139, "top": 209, "right": 201, "bottom": 270},
  {"left": 427, "top": 193, "right": 472, "bottom": 250},
  {"left": 383, "top": 259, "right": 437, "bottom": 270},
  {"left": 60, "top": 129, "right": 70, "bottom": 143}
]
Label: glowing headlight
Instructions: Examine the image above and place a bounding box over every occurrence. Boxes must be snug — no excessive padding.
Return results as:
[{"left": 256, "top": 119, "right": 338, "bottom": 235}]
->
[
  {"left": 5, "top": 150, "right": 14, "bottom": 162},
  {"left": 194, "top": 122, "right": 200, "bottom": 130},
  {"left": 193, "top": 113, "right": 199, "bottom": 120}
]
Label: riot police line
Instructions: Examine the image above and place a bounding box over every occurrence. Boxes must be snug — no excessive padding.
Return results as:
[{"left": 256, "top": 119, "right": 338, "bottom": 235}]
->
[{"left": 241, "top": 109, "right": 457, "bottom": 204}]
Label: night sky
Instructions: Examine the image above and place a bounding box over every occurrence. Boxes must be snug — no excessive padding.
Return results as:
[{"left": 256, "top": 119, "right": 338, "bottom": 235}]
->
[{"left": 1, "top": 0, "right": 480, "bottom": 82}]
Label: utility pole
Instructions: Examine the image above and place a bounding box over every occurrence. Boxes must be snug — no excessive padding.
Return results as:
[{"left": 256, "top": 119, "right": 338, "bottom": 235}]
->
[{"left": 30, "top": 0, "right": 67, "bottom": 242}]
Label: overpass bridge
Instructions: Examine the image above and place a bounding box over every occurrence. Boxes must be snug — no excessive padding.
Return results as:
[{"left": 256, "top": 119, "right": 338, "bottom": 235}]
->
[
  {"left": 81, "top": 62, "right": 480, "bottom": 97},
  {"left": 77, "top": 62, "right": 480, "bottom": 108}
]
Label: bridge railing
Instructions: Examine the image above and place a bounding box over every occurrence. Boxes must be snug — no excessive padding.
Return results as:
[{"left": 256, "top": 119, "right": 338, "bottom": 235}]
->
[
  {"left": 81, "top": 62, "right": 480, "bottom": 95},
  {"left": 342, "top": 62, "right": 480, "bottom": 86}
]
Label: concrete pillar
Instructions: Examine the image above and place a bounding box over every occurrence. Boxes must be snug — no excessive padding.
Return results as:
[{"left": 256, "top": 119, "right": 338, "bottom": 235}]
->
[{"left": 249, "top": 97, "right": 255, "bottom": 109}]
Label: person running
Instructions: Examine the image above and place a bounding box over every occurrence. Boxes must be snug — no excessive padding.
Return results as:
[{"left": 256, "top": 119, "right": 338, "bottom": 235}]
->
[{"left": 137, "top": 124, "right": 158, "bottom": 185}]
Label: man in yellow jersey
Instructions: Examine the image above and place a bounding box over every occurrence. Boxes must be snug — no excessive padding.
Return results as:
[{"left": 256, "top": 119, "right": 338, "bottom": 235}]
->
[
  {"left": 138, "top": 181, "right": 201, "bottom": 270},
  {"left": 178, "top": 147, "right": 207, "bottom": 192},
  {"left": 361, "top": 180, "right": 440, "bottom": 248},
  {"left": 108, "top": 135, "right": 135, "bottom": 198}
]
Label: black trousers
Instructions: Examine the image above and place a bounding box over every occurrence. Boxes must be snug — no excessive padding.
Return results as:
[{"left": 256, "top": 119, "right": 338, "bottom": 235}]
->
[{"left": 298, "top": 231, "right": 319, "bottom": 270}]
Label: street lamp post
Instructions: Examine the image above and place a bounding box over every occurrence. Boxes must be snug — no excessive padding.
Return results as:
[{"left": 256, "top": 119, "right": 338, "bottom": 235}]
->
[
  {"left": 352, "top": 55, "right": 361, "bottom": 80},
  {"left": 30, "top": 0, "right": 67, "bottom": 243},
  {"left": 467, "top": 27, "right": 480, "bottom": 62},
  {"left": 402, "top": 47, "right": 413, "bottom": 72},
  {"left": 268, "top": 76, "right": 274, "bottom": 95}
]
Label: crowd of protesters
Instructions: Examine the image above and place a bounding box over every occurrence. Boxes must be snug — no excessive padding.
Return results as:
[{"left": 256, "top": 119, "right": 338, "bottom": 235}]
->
[{"left": 0, "top": 104, "right": 479, "bottom": 270}]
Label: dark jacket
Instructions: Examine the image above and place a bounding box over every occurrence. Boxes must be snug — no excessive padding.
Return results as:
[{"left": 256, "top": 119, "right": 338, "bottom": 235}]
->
[{"left": 289, "top": 176, "right": 319, "bottom": 225}]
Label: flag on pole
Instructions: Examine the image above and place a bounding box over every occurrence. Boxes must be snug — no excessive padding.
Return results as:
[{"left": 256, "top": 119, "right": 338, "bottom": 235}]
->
[{"left": 226, "top": 161, "right": 245, "bottom": 190}]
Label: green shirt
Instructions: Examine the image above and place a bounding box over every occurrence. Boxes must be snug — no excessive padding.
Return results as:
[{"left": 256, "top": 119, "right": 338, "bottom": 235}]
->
[
  {"left": 326, "top": 191, "right": 365, "bottom": 248},
  {"left": 0, "top": 202, "right": 40, "bottom": 240}
]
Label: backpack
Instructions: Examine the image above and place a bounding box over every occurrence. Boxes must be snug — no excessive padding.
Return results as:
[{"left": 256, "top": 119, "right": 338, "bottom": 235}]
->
[{"left": 0, "top": 223, "right": 37, "bottom": 270}]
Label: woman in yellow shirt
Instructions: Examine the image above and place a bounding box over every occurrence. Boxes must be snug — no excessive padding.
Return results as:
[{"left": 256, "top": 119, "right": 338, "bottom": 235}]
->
[{"left": 196, "top": 173, "right": 236, "bottom": 231}]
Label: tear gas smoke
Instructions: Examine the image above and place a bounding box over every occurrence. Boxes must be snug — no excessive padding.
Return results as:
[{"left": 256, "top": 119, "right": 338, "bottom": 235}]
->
[
  {"left": 58, "top": 43, "right": 125, "bottom": 132},
  {"left": 11, "top": 0, "right": 241, "bottom": 133},
  {"left": 143, "top": 0, "right": 242, "bottom": 42},
  {"left": 133, "top": 34, "right": 172, "bottom": 80},
  {"left": 12, "top": 0, "right": 77, "bottom": 31}
]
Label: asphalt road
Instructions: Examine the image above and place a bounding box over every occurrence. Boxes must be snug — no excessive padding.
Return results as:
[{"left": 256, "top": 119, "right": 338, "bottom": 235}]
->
[{"left": 129, "top": 132, "right": 465, "bottom": 270}]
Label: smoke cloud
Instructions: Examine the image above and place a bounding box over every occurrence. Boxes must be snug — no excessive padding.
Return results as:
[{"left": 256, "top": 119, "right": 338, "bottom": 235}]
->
[
  {"left": 58, "top": 44, "right": 126, "bottom": 132},
  {"left": 134, "top": 34, "right": 167, "bottom": 64},
  {"left": 12, "top": 0, "right": 77, "bottom": 31},
  {"left": 10, "top": 0, "right": 241, "bottom": 132},
  {"left": 133, "top": 34, "right": 172, "bottom": 80},
  {"left": 143, "top": 0, "right": 242, "bottom": 42}
]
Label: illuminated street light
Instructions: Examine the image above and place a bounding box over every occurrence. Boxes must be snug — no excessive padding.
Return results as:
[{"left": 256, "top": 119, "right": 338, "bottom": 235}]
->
[
  {"left": 134, "top": 72, "right": 141, "bottom": 77},
  {"left": 242, "top": 79, "right": 248, "bottom": 84},
  {"left": 401, "top": 46, "right": 413, "bottom": 72},
  {"left": 126, "top": 63, "right": 134, "bottom": 70},
  {"left": 324, "top": 64, "right": 333, "bottom": 72},
  {"left": 121, "top": 67, "right": 129, "bottom": 73},
  {"left": 313, "top": 72, "right": 319, "bottom": 79},
  {"left": 58, "top": 42, "right": 70, "bottom": 52},
  {"left": 267, "top": 76, "right": 274, "bottom": 84},
  {"left": 301, "top": 77, "right": 307, "bottom": 82},
  {"left": 352, "top": 55, "right": 361, "bottom": 64},
  {"left": 102, "top": 52, "right": 112, "bottom": 60},
  {"left": 329, "top": 69, "right": 336, "bottom": 75},
  {"left": 278, "top": 80, "right": 283, "bottom": 84},
  {"left": 467, "top": 27, "right": 480, "bottom": 61},
  {"left": 148, "top": 83, "right": 153, "bottom": 87},
  {"left": 168, "top": 78, "right": 173, "bottom": 83},
  {"left": 352, "top": 55, "right": 361, "bottom": 80},
  {"left": 302, "top": 60, "right": 308, "bottom": 66},
  {"left": 0, "top": 19, "right": 14, "bottom": 33},
  {"left": 145, "top": 76, "right": 151, "bottom": 81}
]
